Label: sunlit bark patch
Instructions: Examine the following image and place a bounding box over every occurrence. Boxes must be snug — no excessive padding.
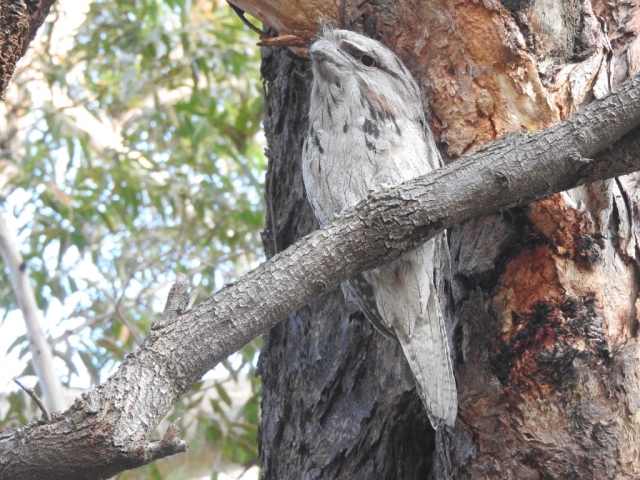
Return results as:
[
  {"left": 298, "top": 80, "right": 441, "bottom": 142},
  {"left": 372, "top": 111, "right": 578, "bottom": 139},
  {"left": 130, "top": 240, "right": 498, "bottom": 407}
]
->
[
  {"left": 527, "top": 194, "right": 595, "bottom": 260},
  {"left": 492, "top": 246, "right": 565, "bottom": 334}
]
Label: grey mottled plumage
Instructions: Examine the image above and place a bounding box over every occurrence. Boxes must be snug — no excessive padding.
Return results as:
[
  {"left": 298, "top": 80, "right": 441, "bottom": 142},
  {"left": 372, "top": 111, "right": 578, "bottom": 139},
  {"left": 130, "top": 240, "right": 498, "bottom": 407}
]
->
[{"left": 302, "top": 29, "right": 458, "bottom": 427}]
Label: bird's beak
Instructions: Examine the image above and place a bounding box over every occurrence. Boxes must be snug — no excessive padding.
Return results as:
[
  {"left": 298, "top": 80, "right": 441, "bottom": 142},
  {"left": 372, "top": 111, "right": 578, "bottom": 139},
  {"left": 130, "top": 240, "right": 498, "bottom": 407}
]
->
[{"left": 309, "top": 39, "right": 340, "bottom": 65}]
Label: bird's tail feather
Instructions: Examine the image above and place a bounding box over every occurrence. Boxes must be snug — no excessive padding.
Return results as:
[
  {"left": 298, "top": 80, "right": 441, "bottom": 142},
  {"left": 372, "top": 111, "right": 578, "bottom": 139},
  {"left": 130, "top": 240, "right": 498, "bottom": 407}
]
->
[
  {"left": 397, "top": 284, "right": 457, "bottom": 427},
  {"left": 372, "top": 240, "right": 458, "bottom": 427},
  {"left": 353, "top": 237, "right": 458, "bottom": 427}
]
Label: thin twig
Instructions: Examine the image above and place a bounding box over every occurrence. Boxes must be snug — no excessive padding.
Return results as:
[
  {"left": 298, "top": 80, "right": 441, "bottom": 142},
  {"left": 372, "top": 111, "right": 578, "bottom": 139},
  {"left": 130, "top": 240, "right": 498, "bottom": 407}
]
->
[
  {"left": 227, "top": 2, "right": 271, "bottom": 39},
  {"left": 14, "top": 378, "right": 51, "bottom": 421}
]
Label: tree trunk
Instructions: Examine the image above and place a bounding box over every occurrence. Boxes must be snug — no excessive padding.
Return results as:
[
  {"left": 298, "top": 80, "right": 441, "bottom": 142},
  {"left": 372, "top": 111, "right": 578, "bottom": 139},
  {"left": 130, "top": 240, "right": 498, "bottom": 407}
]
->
[
  {"left": 0, "top": 0, "right": 56, "bottom": 98},
  {"left": 257, "top": 1, "right": 640, "bottom": 478}
]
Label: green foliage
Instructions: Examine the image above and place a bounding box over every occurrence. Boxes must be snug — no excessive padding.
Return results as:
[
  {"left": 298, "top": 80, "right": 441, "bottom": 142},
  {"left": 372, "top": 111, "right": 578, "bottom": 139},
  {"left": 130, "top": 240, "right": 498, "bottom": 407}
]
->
[{"left": 0, "top": 0, "right": 265, "bottom": 477}]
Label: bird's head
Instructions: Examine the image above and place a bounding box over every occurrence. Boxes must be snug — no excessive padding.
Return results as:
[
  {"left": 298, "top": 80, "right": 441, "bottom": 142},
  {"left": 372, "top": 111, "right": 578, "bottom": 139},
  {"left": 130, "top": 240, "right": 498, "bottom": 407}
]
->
[{"left": 309, "top": 28, "right": 423, "bottom": 120}]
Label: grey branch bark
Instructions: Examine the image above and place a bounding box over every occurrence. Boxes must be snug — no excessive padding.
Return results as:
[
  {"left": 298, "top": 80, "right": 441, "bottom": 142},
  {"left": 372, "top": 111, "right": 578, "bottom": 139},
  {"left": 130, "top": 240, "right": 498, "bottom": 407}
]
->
[
  {"left": 0, "top": 210, "right": 65, "bottom": 413},
  {"left": 0, "top": 74, "right": 638, "bottom": 479}
]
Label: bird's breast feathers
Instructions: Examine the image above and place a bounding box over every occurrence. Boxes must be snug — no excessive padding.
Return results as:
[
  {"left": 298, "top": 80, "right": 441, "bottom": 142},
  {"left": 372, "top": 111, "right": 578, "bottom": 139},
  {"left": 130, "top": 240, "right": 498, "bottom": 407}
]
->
[{"left": 304, "top": 113, "right": 436, "bottom": 225}]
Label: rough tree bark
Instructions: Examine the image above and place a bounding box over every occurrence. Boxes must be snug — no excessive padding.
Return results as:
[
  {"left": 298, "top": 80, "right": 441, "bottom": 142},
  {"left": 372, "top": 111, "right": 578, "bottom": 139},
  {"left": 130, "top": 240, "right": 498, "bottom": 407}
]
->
[{"left": 256, "top": 0, "right": 640, "bottom": 478}]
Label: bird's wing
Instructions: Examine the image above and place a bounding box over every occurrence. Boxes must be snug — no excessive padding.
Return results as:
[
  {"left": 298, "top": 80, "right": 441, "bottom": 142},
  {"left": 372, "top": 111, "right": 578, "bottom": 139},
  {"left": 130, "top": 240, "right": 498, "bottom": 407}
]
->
[{"left": 345, "top": 275, "right": 399, "bottom": 343}]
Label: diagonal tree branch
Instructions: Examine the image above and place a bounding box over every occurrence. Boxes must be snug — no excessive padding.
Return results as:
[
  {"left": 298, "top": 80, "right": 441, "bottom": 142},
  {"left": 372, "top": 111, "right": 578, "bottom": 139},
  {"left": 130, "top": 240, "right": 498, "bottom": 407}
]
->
[{"left": 0, "top": 74, "right": 638, "bottom": 479}]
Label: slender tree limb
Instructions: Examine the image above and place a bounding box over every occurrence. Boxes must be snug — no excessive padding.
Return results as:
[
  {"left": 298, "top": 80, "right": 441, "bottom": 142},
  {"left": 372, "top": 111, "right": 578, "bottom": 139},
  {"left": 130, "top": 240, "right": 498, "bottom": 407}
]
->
[
  {"left": 0, "top": 210, "right": 65, "bottom": 412},
  {"left": 13, "top": 378, "right": 50, "bottom": 421},
  {"left": 0, "top": 74, "right": 638, "bottom": 479}
]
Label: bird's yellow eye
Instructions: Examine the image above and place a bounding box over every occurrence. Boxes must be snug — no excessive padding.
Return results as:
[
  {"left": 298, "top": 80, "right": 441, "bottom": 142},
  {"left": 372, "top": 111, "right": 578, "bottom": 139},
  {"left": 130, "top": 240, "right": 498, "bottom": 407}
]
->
[{"left": 358, "top": 55, "right": 377, "bottom": 67}]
